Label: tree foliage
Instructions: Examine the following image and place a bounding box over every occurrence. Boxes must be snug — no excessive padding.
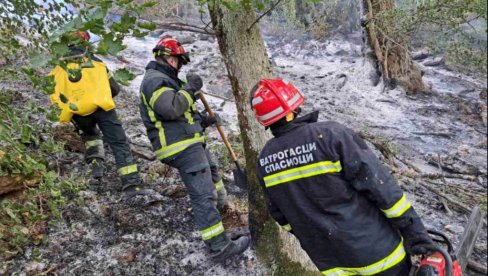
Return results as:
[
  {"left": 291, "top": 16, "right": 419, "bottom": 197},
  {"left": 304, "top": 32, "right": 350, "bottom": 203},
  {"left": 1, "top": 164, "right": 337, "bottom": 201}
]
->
[
  {"left": 380, "top": 0, "right": 487, "bottom": 74},
  {"left": 1, "top": 0, "right": 159, "bottom": 97}
]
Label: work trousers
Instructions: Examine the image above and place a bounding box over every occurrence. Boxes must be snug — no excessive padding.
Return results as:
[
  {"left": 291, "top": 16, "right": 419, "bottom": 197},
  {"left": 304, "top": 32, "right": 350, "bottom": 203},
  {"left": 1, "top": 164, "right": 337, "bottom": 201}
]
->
[
  {"left": 72, "top": 108, "right": 140, "bottom": 185},
  {"left": 166, "top": 143, "right": 228, "bottom": 251}
]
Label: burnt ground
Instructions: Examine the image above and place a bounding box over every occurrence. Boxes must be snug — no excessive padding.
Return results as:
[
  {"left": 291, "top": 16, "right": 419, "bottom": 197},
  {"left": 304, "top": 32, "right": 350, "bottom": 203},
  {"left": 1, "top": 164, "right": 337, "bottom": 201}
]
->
[{"left": 2, "top": 28, "right": 487, "bottom": 275}]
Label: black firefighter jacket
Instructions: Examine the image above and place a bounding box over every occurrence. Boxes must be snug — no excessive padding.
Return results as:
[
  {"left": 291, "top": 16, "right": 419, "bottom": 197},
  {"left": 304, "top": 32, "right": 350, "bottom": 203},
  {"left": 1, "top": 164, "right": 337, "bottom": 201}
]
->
[
  {"left": 257, "top": 111, "right": 424, "bottom": 276},
  {"left": 139, "top": 61, "right": 204, "bottom": 161}
]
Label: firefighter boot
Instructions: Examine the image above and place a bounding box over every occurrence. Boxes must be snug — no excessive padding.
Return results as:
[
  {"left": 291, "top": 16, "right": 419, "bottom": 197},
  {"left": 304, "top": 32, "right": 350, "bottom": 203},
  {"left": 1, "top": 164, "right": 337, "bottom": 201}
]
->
[
  {"left": 90, "top": 158, "right": 104, "bottom": 179},
  {"left": 88, "top": 158, "right": 104, "bottom": 186},
  {"left": 210, "top": 234, "right": 250, "bottom": 262}
]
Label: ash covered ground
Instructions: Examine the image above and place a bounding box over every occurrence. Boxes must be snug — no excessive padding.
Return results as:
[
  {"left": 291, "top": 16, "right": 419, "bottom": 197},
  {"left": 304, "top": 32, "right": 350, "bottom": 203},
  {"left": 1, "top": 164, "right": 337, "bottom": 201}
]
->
[{"left": 3, "top": 27, "right": 487, "bottom": 275}]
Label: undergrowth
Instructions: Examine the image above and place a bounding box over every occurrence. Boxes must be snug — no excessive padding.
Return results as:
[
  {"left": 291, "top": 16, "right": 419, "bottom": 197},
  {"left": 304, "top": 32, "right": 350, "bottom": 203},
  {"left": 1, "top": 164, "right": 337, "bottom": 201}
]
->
[
  {"left": 0, "top": 67, "right": 85, "bottom": 261},
  {"left": 207, "top": 133, "right": 245, "bottom": 173}
]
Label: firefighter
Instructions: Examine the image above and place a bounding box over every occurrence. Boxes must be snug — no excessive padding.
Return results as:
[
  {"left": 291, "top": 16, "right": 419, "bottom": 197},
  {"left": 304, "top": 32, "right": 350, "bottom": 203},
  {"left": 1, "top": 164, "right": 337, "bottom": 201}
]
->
[
  {"left": 51, "top": 31, "right": 161, "bottom": 205},
  {"left": 250, "top": 79, "right": 433, "bottom": 275},
  {"left": 139, "top": 35, "right": 249, "bottom": 261}
]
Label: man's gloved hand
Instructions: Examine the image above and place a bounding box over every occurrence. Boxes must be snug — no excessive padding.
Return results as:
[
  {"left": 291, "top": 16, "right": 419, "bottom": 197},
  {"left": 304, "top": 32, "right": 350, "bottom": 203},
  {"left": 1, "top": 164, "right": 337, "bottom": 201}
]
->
[
  {"left": 184, "top": 73, "right": 203, "bottom": 99},
  {"left": 400, "top": 224, "right": 434, "bottom": 255},
  {"left": 201, "top": 111, "right": 222, "bottom": 129}
]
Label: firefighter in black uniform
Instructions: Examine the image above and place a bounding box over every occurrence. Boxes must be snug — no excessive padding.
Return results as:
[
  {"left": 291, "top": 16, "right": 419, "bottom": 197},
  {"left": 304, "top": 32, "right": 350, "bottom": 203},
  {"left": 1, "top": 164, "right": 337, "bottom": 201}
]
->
[
  {"left": 53, "top": 32, "right": 159, "bottom": 204},
  {"left": 250, "top": 79, "right": 433, "bottom": 275},
  {"left": 139, "top": 36, "right": 249, "bottom": 261}
]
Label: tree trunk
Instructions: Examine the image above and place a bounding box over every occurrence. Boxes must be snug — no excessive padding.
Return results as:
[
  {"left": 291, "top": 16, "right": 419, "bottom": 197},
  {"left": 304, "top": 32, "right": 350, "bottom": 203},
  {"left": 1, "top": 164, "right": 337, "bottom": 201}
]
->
[
  {"left": 207, "top": 1, "right": 318, "bottom": 274},
  {"left": 362, "top": 0, "right": 426, "bottom": 93}
]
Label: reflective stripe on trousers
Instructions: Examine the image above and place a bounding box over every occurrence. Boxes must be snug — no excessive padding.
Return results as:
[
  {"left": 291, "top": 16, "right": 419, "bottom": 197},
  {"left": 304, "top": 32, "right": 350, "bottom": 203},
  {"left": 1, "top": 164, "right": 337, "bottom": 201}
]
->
[
  {"left": 264, "top": 160, "right": 342, "bottom": 188},
  {"left": 118, "top": 164, "right": 138, "bottom": 176},
  {"left": 321, "top": 239, "right": 406, "bottom": 276},
  {"left": 200, "top": 221, "right": 225, "bottom": 241}
]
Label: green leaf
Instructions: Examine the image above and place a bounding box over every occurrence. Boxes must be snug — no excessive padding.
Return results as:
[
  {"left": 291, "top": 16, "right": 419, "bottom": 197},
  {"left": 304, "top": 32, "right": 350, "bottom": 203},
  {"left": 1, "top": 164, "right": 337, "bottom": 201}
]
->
[
  {"left": 97, "top": 33, "right": 126, "bottom": 56},
  {"left": 222, "top": 1, "right": 238, "bottom": 10},
  {"left": 6, "top": 208, "right": 21, "bottom": 224},
  {"left": 137, "top": 21, "right": 156, "bottom": 31},
  {"left": 49, "top": 44, "right": 70, "bottom": 63},
  {"left": 113, "top": 68, "right": 135, "bottom": 86},
  {"left": 21, "top": 125, "right": 33, "bottom": 144},
  {"left": 140, "top": 1, "right": 157, "bottom": 8},
  {"left": 40, "top": 75, "right": 56, "bottom": 96},
  {"left": 50, "top": 188, "right": 61, "bottom": 198},
  {"left": 111, "top": 13, "right": 137, "bottom": 33},
  {"left": 30, "top": 54, "right": 49, "bottom": 69},
  {"left": 50, "top": 17, "right": 84, "bottom": 43},
  {"left": 86, "top": 7, "right": 106, "bottom": 21},
  {"left": 47, "top": 105, "right": 61, "bottom": 122},
  {"left": 132, "top": 29, "right": 149, "bottom": 38},
  {"left": 117, "top": 0, "right": 134, "bottom": 5}
]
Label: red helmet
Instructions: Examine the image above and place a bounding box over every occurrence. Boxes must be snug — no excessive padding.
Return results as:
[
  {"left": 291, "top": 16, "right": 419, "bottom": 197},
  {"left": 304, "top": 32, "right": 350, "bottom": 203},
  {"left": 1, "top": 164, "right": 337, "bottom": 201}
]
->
[
  {"left": 153, "top": 35, "right": 190, "bottom": 64},
  {"left": 73, "top": 31, "right": 90, "bottom": 42},
  {"left": 250, "top": 79, "right": 304, "bottom": 127}
]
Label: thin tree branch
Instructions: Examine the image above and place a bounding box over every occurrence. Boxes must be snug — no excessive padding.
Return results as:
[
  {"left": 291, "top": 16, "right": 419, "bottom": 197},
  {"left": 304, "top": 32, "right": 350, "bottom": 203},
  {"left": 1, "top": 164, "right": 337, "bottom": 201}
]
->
[
  {"left": 246, "top": 0, "right": 283, "bottom": 32},
  {"left": 152, "top": 21, "right": 216, "bottom": 35},
  {"left": 200, "top": 11, "right": 213, "bottom": 33}
]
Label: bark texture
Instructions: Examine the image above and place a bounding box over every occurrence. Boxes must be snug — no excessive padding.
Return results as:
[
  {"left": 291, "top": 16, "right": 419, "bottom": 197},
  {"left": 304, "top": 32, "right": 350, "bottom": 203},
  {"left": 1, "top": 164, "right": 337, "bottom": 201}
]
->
[
  {"left": 207, "top": 1, "right": 317, "bottom": 273},
  {"left": 363, "top": 0, "right": 426, "bottom": 93}
]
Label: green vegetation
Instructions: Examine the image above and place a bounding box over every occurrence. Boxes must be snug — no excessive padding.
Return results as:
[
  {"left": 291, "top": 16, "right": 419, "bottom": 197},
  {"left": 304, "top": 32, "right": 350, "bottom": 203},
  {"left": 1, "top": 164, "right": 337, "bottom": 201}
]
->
[
  {"left": 387, "top": 0, "right": 487, "bottom": 74},
  {"left": 0, "top": 80, "right": 84, "bottom": 259},
  {"left": 208, "top": 133, "right": 245, "bottom": 173}
]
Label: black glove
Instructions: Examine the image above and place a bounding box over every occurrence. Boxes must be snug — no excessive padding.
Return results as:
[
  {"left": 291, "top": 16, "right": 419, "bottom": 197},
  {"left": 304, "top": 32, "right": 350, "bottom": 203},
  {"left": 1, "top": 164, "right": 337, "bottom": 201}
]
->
[
  {"left": 201, "top": 111, "right": 222, "bottom": 129},
  {"left": 400, "top": 223, "right": 434, "bottom": 255},
  {"left": 184, "top": 73, "right": 203, "bottom": 99}
]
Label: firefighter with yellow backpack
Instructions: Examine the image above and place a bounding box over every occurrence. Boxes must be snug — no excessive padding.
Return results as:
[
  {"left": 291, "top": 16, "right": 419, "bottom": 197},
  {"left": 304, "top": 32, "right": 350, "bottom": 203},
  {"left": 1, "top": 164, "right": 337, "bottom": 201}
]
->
[{"left": 50, "top": 31, "right": 162, "bottom": 205}]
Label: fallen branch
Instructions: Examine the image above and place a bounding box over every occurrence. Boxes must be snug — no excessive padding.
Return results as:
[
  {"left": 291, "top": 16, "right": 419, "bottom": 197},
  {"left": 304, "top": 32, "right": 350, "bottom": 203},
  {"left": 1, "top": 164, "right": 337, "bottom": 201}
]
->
[
  {"left": 468, "top": 259, "right": 488, "bottom": 274},
  {"left": 38, "top": 265, "right": 58, "bottom": 276},
  {"left": 359, "top": 131, "right": 397, "bottom": 167},
  {"left": 423, "top": 180, "right": 485, "bottom": 199},
  {"left": 435, "top": 155, "right": 453, "bottom": 216},
  {"left": 153, "top": 22, "right": 215, "bottom": 35},
  {"left": 419, "top": 181, "right": 471, "bottom": 213},
  {"left": 205, "top": 92, "right": 234, "bottom": 102},
  {"left": 426, "top": 159, "right": 480, "bottom": 176},
  {"left": 411, "top": 132, "right": 453, "bottom": 139},
  {"left": 416, "top": 172, "right": 477, "bottom": 181},
  {"left": 130, "top": 143, "right": 156, "bottom": 161}
]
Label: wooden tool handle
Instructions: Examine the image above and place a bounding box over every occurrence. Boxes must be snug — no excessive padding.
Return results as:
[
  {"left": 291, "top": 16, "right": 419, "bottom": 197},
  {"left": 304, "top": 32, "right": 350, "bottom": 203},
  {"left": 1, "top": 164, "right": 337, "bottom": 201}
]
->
[{"left": 198, "top": 92, "right": 239, "bottom": 162}]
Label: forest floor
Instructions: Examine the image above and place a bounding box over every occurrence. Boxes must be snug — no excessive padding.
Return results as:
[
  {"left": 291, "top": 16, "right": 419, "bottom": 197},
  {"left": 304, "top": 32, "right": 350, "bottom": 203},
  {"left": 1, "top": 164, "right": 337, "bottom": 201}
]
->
[{"left": 1, "top": 27, "right": 487, "bottom": 275}]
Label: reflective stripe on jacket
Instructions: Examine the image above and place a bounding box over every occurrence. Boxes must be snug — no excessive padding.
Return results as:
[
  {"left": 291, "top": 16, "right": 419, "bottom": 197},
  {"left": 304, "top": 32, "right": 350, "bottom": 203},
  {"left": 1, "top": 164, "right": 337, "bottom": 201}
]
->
[
  {"left": 139, "top": 61, "right": 204, "bottom": 161},
  {"left": 257, "top": 112, "right": 419, "bottom": 274}
]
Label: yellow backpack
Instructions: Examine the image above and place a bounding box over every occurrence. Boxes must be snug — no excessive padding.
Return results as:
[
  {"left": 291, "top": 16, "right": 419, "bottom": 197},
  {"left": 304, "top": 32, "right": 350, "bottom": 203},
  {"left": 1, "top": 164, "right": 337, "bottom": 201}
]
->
[{"left": 49, "top": 60, "right": 116, "bottom": 122}]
